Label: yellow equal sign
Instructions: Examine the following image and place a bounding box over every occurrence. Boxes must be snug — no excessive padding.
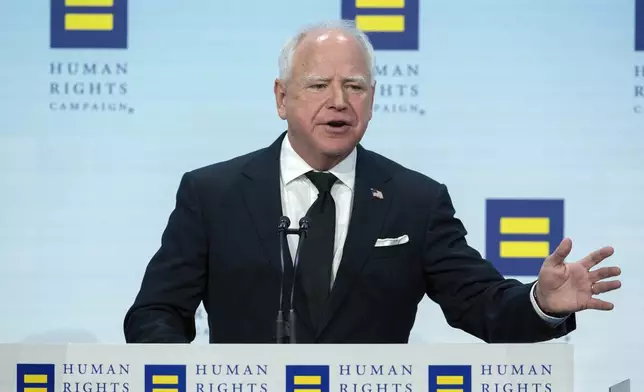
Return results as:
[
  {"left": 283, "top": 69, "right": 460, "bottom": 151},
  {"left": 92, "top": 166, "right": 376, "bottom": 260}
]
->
[
  {"left": 498, "top": 216, "right": 550, "bottom": 258},
  {"left": 435, "top": 375, "right": 463, "bottom": 392},
  {"left": 151, "top": 374, "right": 179, "bottom": 392},
  {"left": 64, "top": 0, "right": 114, "bottom": 31},
  {"left": 293, "top": 375, "right": 321, "bottom": 392},
  {"left": 23, "top": 373, "right": 48, "bottom": 392},
  {"left": 355, "top": 0, "right": 406, "bottom": 32}
]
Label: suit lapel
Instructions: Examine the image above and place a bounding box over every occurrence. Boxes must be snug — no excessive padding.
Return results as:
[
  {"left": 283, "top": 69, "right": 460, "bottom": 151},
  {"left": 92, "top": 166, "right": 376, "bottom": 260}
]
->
[
  {"left": 240, "top": 132, "right": 316, "bottom": 336},
  {"left": 315, "top": 146, "right": 393, "bottom": 337},
  {"left": 240, "top": 134, "right": 284, "bottom": 281}
]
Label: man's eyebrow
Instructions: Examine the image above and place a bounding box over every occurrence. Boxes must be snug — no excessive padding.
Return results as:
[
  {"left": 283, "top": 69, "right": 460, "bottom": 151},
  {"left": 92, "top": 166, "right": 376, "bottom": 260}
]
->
[
  {"left": 302, "top": 75, "right": 368, "bottom": 84},
  {"left": 344, "top": 75, "right": 368, "bottom": 85},
  {"left": 302, "top": 75, "right": 331, "bottom": 83}
]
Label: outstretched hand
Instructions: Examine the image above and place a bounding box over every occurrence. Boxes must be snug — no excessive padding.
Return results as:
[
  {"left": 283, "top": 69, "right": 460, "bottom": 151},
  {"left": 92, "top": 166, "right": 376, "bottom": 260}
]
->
[{"left": 535, "top": 237, "right": 621, "bottom": 315}]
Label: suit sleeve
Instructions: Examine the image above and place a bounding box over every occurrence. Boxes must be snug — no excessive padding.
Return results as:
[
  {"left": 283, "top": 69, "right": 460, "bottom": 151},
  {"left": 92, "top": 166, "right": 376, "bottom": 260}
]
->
[
  {"left": 123, "top": 172, "right": 208, "bottom": 343},
  {"left": 422, "top": 184, "right": 576, "bottom": 343}
]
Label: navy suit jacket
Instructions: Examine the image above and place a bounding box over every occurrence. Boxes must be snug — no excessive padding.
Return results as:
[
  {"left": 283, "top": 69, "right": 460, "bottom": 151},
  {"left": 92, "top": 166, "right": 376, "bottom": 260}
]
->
[{"left": 123, "top": 132, "right": 575, "bottom": 343}]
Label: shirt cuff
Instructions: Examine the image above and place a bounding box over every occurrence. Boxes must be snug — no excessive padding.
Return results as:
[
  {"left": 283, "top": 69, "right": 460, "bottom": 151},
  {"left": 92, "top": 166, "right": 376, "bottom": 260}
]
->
[{"left": 530, "top": 282, "right": 568, "bottom": 326}]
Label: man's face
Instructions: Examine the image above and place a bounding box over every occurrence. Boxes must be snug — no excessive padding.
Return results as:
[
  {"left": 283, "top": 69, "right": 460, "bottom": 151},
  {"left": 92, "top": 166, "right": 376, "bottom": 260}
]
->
[{"left": 274, "top": 29, "right": 375, "bottom": 169}]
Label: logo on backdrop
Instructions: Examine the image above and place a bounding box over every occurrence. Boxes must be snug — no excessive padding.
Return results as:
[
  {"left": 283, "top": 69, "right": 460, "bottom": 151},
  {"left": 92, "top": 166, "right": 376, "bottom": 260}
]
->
[
  {"left": 428, "top": 365, "right": 471, "bottom": 392},
  {"left": 48, "top": 0, "right": 133, "bottom": 114},
  {"left": 635, "top": 0, "right": 644, "bottom": 114},
  {"left": 429, "top": 363, "right": 558, "bottom": 391},
  {"left": 636, "top": 0, "right": 643, "bottom": 51},
  {"left": 341, "top": 0, "right": 419, "bottom": 50},
  {"left": 145, "top": 364, "right": 187, "bottom": 392},
  {"left": 16, "top": 362, "right": 132, "bottom": 391},
  {"left": 50, "top": 0, "right": 127, "bottom": 49},
  {"left": 341, "top": 0, "right": 425, "bottom": 116},
  {"left": 17, "top": 364, "right": 55, "bottom": 392},
  {"left": 286, "top": 365, "right": 330, "bottom": 392},
  {"left": 485, "top": 199, "right": 564, "bottom": 276}
]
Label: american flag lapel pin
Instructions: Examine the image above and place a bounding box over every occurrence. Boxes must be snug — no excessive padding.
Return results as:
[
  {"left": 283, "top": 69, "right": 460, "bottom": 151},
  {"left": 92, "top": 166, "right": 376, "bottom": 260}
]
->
[{"left": 371, "top": 188, "right": 384, "bottom": 200}]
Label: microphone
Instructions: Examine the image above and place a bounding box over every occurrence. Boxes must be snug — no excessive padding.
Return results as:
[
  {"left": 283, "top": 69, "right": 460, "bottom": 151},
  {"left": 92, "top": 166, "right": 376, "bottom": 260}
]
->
[
  {"left": 298, "top": 216, "right": 312, "bottom": 233},
  {"left": 276, "top": 216, "right": 291, "bottom": 343},
  {"left": 287, "top": 216, "right": 311, "bottom": 344},
  {"left": 278, "top": 216, "right": 290, "bottom": 232}
]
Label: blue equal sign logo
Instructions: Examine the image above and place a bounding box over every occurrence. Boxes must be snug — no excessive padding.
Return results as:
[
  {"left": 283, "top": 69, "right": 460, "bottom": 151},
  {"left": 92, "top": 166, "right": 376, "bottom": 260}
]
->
[
  {"left": 285, "top": 365, "right": 330, "bottom": 392},
  {"left": 144, "top": 364, "right": 187, "bottom": 392},
  {"left": 636, "top": 0, "right": 644, "bottom": 51},
  {"left": 16, "top": 363, "right": 56, "bottom": 392},
  {"left": 341, "top": 0, "right": 419, "bottom": 50},
  {"left": 428, "top": 365, "right": 471, "bottom": 392},
  {"left": 50, "top": 0, "right": 128, "bottom": 49},
  {"left": 486, "top": 199, "right": 564, "bottom": 276}
]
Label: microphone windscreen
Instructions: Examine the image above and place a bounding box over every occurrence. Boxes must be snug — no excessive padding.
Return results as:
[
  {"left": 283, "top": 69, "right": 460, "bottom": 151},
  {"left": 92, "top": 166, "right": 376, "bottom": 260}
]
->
[
  {"left": 278, "top": 216, "right": 291, "bottom": 230},
  {"left": 298, "top": 216, "right": 311, "bottom": 230}
]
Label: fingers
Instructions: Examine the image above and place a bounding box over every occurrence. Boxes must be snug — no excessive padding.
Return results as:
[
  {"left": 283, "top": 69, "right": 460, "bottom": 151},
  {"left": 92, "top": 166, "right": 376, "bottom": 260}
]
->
[
  {"left": 586, "top": 277, "right": 621, "bottom": 312},
  {"left": 586, "top": 298, "right": 615, "bottom": 311},
  {"left": 589, "top": 266, "right": 622, "bottom": 282},
  {"left": 580, "top": 246, "right": 615, "bottom": 270},
  {"left": 545, "top": 237, "right": 572, "bottom": 266},
  {"left": 591, "top": 280, "right": 622, "bottom": 295}
]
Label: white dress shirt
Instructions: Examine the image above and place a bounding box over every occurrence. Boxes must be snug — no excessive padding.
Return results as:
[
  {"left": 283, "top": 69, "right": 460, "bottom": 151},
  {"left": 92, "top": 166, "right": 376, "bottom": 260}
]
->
[
  {"left": 278, "top": 135, "right": 566, "bottom": 325},
  {"left": 279, "top": 135, "right": 356, "bottom": 286}
]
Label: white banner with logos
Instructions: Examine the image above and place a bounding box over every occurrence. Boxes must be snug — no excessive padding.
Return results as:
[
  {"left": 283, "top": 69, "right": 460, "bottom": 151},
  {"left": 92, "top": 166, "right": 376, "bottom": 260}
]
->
[{"left": 0, "top": 344, "right": 573, "bottom": 392}]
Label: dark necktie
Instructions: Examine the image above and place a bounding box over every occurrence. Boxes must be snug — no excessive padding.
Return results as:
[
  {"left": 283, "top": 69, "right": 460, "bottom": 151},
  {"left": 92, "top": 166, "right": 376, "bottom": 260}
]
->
[{"left": 298, "top": 170, "right": 338, "bottom": 328}]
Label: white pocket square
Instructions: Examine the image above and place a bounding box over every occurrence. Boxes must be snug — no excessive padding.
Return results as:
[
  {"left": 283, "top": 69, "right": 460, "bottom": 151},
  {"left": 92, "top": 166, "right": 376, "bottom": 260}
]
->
[{"left": 374, "top": 234, "right": 409, "bottom": 247}]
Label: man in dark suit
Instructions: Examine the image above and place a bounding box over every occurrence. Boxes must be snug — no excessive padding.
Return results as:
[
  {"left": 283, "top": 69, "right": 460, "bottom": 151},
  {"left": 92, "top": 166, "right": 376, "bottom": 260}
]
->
[{"left": 123, "top": 20, "right": 622, "bottom": 344}]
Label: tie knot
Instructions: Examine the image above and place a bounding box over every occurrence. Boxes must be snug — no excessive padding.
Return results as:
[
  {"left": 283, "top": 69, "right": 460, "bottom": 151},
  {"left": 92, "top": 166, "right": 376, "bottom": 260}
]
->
[{"left": 305, "top": 171, "right": 338, "bottom": 193}]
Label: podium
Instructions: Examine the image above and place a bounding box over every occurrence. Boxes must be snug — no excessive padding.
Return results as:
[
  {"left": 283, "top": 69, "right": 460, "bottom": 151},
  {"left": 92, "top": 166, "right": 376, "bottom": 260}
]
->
[{"left": 0, "top": 343, "right": 578, "bottom": 392}]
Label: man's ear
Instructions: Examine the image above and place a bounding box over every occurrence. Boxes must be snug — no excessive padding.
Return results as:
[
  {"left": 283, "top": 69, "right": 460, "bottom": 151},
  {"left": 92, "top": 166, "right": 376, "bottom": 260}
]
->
[
  {"left": 274, "top": 78, "right": 287, "bottom": 120},
  {"left": 367, "top": 80, "right": 376, "bottom": 121}
]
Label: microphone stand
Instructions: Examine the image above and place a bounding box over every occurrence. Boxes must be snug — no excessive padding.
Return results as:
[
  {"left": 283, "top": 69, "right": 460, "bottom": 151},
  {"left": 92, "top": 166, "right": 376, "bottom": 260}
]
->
[
  {"left": 276, "top": 216, "right": 310, "bottom": 344},
  {"left": 276, "top": 216, "right": 289, "bottom": 344}
]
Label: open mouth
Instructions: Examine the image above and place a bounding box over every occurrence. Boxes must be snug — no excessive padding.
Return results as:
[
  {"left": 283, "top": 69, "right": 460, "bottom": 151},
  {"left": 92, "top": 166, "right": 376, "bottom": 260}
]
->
[{"left": 327, "top": 120, "right": 350, "bottom": 128}]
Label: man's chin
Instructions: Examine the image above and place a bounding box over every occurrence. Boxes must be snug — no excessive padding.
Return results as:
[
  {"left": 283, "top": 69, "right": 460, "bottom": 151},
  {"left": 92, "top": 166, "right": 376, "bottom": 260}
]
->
[{"left": 318, "top": 146, "right": 355, "bottom": 164}]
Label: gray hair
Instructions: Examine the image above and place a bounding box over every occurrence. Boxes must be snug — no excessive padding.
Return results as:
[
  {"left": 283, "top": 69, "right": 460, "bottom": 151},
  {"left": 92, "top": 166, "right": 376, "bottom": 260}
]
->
[{"left": 278, "top": 20, "right": 376, "bottom": 86}]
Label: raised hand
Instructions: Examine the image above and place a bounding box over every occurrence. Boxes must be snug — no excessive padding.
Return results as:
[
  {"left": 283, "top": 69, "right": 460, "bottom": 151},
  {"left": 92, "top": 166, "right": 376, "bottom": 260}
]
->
[{"left": 534, "top": 237, "right": 621, "bottom": 315}]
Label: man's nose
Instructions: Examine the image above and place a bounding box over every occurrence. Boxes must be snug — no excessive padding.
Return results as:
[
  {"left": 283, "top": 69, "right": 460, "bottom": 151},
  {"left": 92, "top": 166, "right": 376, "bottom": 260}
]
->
[{"left": 328, "top": 85, "right": 348, "bottom": 110}]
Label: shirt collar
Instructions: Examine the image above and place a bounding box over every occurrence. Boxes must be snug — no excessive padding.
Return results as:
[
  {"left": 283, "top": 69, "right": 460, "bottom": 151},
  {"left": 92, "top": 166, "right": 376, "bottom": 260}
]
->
[{"left": 280, "top": 133, "right": 356, "bottom": 191}]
